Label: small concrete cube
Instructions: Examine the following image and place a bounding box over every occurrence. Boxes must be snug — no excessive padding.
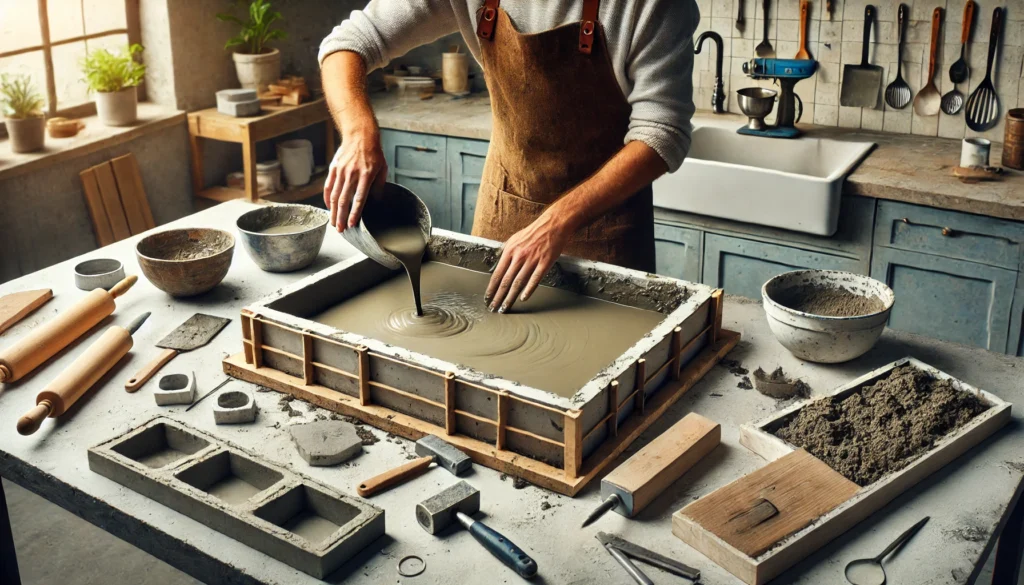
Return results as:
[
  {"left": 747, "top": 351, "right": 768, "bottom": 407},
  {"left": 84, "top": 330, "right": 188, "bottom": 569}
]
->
[
  {"left": 217, "top": 99, "right": 261, "bottom": 117},
  {"left": 289, "top": 420, "right": 363, "bottom": 466},
  {"left": 154, "top": 372, "right": 196, "bottom": 406},
  {"left": 213, "top": 388, "right": 257, "bottom": 424},
  {"left": 217, "top": 88, "right": 258, "bottom": 102}
]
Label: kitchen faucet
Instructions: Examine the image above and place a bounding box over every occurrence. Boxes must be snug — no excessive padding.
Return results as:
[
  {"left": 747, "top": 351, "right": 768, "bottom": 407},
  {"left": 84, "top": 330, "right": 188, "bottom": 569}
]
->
[{"left": 695, "top": 31, "right": 725, "bottom": 114}]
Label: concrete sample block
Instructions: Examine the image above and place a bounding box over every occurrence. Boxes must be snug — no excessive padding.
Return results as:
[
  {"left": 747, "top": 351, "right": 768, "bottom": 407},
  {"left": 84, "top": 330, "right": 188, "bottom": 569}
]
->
[
  {"left": 88, "top": 417, "right": 385, "bottom": 579},
  {"left": 153, "top": 372, "right": 196, "bottom": 406},
  {"left": 289, "top": 420, "right": 362, "bottom": 466},
  {"left": 213, "top": 388, "right": 257, "bottom": 424},
  {"left": 216, "top": 89, "right": 261, "bottom": 117}
]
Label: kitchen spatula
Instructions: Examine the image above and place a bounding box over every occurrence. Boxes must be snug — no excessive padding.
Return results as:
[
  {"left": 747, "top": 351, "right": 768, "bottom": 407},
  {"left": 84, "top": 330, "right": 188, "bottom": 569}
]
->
[
  {"left": 840, "top": 5, "right": 882, "bottom": 109},
  {"left": 965, "top": 7, "right": 1003, "bottom": 132},
  {"left": 755, "top": 0, "right": 775, "bottom": 58}
]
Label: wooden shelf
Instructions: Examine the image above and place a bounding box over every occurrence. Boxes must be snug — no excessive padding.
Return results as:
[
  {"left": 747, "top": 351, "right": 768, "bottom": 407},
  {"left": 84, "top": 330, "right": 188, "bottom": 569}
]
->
[
  {"left": 187, "top": 99, "right": 336, "bottom": 202},
  {"left": 197, "top": 172, "right": 327, "bottom": 205}
]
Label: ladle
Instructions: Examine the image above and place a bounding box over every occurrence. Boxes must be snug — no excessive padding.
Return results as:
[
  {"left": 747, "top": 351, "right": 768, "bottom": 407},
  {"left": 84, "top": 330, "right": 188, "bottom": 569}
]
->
[{"left": 844, "top": 516, "right": 929, "bottom": 585}]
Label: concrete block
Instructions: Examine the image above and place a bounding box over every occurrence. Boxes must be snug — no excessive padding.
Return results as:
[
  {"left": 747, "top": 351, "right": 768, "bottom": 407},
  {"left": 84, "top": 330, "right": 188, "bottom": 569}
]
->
[
  {"left": 154, "top": 372, "right": 196, "bottom": 406},
  {"left": 213, "top": 388, "right": 257, "bottom": 424},
  {"left": 88, "top": 417, "right": 385, "bottom": 579},
  {"left": 288, "top": 420, "right": 362, "bottom": 466},
  {"left": 216, "top": 90, "right": 261, "bottom": 117}
]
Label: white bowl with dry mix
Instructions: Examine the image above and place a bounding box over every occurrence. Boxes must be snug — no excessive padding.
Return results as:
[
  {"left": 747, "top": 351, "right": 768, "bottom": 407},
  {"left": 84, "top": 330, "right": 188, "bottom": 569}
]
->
[{"left": 762, "top": 270, "right": 894, "bottom": 363}]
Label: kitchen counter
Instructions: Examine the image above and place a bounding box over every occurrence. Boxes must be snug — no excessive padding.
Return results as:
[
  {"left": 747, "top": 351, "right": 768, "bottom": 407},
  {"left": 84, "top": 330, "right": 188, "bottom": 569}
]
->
[
  {"left": 1, "top": 199, "right": 1023, "bottom": 585},
  {"left": 370, "top": 92, "right": 1024, "bottom": 223}
]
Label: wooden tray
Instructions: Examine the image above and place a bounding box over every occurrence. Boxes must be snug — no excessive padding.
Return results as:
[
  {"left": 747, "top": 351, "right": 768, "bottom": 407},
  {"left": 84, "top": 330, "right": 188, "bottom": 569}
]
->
[{"left": 673, "top": 357, "right": 1013, "bottom": 585}]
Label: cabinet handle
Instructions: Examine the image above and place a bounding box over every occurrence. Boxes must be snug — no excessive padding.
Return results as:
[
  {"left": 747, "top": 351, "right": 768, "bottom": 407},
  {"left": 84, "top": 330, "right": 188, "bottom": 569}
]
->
[
  {"left": 941, "top": 227, "right": 954, "bottom": 237},
  {"left": 414, "top": 146, "right": 437, "bottom": 153},
  {"left": 901, "top": 217, "right": 911, "bottom": 224}
]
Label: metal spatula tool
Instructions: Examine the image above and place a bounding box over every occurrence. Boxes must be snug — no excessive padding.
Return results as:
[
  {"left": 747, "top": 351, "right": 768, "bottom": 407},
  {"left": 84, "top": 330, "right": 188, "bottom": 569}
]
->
[
  {"left": 965, "top": 7, "right": 1003, "bottom": 132},
  {"left": 841, "top": 5, "right": 882, "bottom": 109},
  {"left": 755, "top": 0, "right": 775, "bottom": 57},
  {"left": 884, "top": 4, "right": 911, "bottom": 110}
]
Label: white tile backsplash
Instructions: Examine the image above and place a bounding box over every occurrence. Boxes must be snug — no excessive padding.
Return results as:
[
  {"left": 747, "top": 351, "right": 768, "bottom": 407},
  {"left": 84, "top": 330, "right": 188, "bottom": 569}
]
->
[{"left": 690, "top": 0, "right": 1022, "bottom": 142}]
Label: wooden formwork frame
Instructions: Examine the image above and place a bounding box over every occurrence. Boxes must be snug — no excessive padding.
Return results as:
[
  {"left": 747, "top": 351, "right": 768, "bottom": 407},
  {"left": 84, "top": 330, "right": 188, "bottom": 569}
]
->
[{"left": 225, "top": 290, "right": 739, "bottom": 496}]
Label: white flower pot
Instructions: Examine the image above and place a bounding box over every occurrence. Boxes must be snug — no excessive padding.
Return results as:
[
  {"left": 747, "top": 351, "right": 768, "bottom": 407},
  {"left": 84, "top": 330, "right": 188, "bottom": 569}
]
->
[
  {"left": 6, "top": 116, "right": 46, "bottom": 153},
  {"left": 95, "top": 87, "right": 138, "bottom": 127},
  {"left": 232, "top": 48, "right": 281, "bottom": 92}
]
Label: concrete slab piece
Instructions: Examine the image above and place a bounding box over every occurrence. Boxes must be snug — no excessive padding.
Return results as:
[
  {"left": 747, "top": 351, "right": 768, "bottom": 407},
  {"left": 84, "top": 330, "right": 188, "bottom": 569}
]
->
[
  {"left": 88, "top": 417, "right": 385, "bottom": 579},
  {"left": 289, "top": 420, "right": 362, "bottom": 466}
]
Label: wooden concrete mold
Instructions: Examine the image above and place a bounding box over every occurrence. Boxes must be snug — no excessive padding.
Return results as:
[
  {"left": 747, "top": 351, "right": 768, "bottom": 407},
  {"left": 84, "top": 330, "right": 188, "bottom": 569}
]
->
[
  {"left": 88, "top": 417, "right": 385, "bottom": 578},
  {"left": 673, "top": 357, "right": 1013, "bottom": 585},
  {"left": 223, "top": 230, "right": 739, "bottom": 495}
]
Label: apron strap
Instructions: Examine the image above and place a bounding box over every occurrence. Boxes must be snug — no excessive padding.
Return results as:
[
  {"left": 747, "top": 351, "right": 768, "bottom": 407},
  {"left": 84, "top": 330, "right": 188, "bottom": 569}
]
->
[
  {"left": 579, "top": 0, "right": 601, "bottom": 54},
  {"left": 476, "top": 0, "right": 501, "bottom": 41}
]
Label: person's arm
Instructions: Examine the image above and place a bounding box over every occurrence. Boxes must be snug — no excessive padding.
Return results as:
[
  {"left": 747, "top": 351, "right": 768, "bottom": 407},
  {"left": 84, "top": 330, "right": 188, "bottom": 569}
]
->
[
  {"left": 485, "top": 141, "right": 667, "bottom": 312},
  {"left": 486, "top": 0, "right": 700, "bottom": 312},
  {"left": 320, "top": 0, "right": 459, "bottom": 230}
]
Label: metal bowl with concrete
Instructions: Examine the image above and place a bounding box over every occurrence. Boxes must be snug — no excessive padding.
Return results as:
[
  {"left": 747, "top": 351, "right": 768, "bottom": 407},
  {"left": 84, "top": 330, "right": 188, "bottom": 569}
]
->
[
  {"left": 236, "top": 204, "right": 329, "bottom": 272},
  {"left": 762, "top": 270, "right": 894, "bottom": 363},
  {"left": 136, "top": 228, "right": 235, "bottom": 297}
]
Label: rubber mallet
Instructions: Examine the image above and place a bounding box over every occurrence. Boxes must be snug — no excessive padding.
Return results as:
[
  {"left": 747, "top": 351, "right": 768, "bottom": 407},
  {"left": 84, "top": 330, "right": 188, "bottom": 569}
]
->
[
  {"left": 416, "top": 480, "right": 538, "bottom": 579},
  {"left": 357, "top": 434, "right": 470, "bottom": 497}
]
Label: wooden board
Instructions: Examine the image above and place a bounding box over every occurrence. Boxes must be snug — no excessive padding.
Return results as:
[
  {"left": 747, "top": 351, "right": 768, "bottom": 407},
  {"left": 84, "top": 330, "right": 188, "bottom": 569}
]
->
[
  {"left": 79, "top": 169, "right": 116, "bottom": 246},
  {"left": 110, "top": 154, "right": 156, "bottom": 233},
  {"left": 675, "top": 356, "right": 1014, "bottom": 585},
  {"left": 676, "top": 449, "right": 859, "bottom": 558},
  {"left": 224, "top": 329, "right": 741, "bottom": 497},
  {"left": 0, "top": 289, "right": 53, "bottom": 335},
  {"left": 603, "top": 412, "right": 720, "bottom": 516},
  {"left": 90, "top": 163, "right": 132, "bottom": 241}
]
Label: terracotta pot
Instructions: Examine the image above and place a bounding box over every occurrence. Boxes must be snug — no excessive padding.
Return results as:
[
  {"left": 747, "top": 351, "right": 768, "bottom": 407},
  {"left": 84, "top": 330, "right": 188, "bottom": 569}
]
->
[
  {"left": 232, "top": 48, "right": 281, "bottom": 92},
  {"left": 5, "top": 116, "right": 45, "bottom": 153},
  {"left": 95, "top": 87, "right": 138, "bottom": 126}
]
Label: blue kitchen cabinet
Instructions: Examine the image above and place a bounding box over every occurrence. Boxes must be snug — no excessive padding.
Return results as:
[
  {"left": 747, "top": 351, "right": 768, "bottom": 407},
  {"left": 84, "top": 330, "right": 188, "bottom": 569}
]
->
[
  {"left": 380, "top": 129, "right": 450, "bottom": 229},
  {"left": 703, "top": 233, "right": 864, "bottom": 300},
  {"left": 448, "top": 138, "right": 490, "bottom": 235},
  {"left": 1010, "top": 274, "right": 1024, "bottom": 356},
  {"left": 870, "top": 246, "right": 1016, "bottom": 352},
  {"left": 654, "top": 221, "right": 702, "bottom": 283}
]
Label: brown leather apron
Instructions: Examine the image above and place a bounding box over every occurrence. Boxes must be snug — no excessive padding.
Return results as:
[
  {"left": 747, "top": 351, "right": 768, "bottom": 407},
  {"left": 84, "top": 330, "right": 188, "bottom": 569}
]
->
[{"left": 470, "top": 0, "right": 656, "bottom": 272}]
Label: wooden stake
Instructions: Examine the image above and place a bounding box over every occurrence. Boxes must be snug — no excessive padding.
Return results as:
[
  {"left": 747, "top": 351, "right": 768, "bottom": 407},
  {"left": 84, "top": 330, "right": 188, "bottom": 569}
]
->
[
  {"left": 711, "top": 289, "right": 724, "bottom": 344},
  {"left": 250, "top": 319, "right": 263, "bottom": 369},
  {"left": 302, "top": 334, "right": 313, "bottom": 386},
  {"left": 357, "top": 346, "right": 370, "bottom": 406},
  {"left": 634, "top": 358, "right": 647, "bottom": 415},
  {"left": 444, "top": 372, "right": 456, "bottom": 435},
  {"left": 670, "top": 327, "right": 682, "bottom": 380},
  {"left": 564, "top": 410, "right": 583, "bottom": 478},
  {"left": 606, "top": 381, "right": 619, "bottom": 438},
  {"left": 496, "top": 391, "right": 509, "bottom": 450}
]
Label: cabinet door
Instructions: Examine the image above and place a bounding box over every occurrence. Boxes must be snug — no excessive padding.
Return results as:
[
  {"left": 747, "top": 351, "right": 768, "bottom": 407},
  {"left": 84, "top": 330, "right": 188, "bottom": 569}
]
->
[
  {"left": 703, "top": 233, "right": 863, "bottom": 299},
  {"left": 654, "top": 221, "right": 701, "bottom": 283},
  {"left": 870, "top": 247, "right": 1016, "bottom": 352},
  {"left": 380, "top": 129, "right": 450, "bottom": 230},
  {"left": 1007, "top": 274, "right": 1024, "bottom": 356},
  {"left": 448, "top": 138, "right": 490, "bottom": 235}
]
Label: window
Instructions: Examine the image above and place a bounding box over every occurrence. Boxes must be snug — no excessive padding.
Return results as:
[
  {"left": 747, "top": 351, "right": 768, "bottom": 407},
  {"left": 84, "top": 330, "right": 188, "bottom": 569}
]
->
[{"left": 0, "top": 0, "right": 142, "bottom": 119}]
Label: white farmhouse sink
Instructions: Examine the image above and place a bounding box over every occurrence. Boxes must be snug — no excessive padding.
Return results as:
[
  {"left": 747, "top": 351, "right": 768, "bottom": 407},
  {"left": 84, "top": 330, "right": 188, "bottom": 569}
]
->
[{"left": 653, "top": 126, "right": 875, "bottom": 236}]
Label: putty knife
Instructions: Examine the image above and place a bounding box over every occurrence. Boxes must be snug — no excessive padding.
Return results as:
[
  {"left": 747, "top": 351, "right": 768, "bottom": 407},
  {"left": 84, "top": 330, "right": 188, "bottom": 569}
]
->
[{"left": 125, "top": 313, "right": 231, "bottom": 392}]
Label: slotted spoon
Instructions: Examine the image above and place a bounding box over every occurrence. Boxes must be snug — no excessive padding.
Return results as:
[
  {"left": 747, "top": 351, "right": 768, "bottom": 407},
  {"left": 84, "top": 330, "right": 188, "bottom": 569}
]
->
[
  {"left": 941, "top": 0, "right": 975, "bottom": 116},
  {"left": 965, "top": 7, "right": 1003, "bottom": 132},
  {"left": 884, "top": 4, "right": 911, "bottom": 110},
  {"left": 941, "top": 89, "right": 964, "bottom": 115}
]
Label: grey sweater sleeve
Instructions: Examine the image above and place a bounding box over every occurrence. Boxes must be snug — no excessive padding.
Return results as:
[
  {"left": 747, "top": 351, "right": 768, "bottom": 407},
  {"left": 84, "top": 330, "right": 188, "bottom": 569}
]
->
[
  {"left": 317, "top": 0, "right": 460, "bottom": 71},
  {"left": 622, "top": 0, "right": 699, "bottom": 172}
]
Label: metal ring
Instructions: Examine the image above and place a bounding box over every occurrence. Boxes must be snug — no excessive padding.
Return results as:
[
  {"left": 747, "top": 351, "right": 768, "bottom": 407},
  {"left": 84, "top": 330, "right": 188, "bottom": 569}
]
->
[
  {"left": 582, "top": 20, "right": 595, "bottom": 35},
  {"left": 398, "top": 555, "right": 426, "bottom": 577},
  {"left": 483, "top": 8, "right": 495, "bottom": 21}
]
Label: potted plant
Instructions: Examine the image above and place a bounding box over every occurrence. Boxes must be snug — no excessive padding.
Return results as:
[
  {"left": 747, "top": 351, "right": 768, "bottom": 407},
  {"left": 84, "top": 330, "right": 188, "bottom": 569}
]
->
[
  {"left": 1, "top": 74, "right": 45, "bottom": 153},
  {"left": 217, "top": 0, "right": 287, "bottom": 91},
  {"left": 81, "top": 44, "right": 146, "bottom": 127}
]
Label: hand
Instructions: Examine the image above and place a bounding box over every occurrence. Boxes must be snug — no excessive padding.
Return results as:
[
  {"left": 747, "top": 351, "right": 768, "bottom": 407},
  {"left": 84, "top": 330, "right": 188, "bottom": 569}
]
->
[
  {"left": 485, "top": 212, "right": 574, "bottom": 313},
  {"left": 324, "top": 130, "right": 387, "bottom": 231}
]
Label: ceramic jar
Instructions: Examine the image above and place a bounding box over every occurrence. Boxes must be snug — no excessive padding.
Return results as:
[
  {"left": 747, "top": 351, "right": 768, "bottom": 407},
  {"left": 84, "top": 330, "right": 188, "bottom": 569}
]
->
[{"left": 276, "top": 139, "right": 314, "bottom": 187}]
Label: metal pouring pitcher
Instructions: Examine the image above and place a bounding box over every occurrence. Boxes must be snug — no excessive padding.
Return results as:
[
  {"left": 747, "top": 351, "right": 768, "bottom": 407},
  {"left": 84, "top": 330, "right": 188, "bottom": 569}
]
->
[{"left": 341, "top": 182, "right": 433, "bottom": 270}]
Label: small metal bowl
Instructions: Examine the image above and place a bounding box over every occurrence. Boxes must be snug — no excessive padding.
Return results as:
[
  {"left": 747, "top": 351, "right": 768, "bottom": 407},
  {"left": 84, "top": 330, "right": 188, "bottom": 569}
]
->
[
  {"left": 737, "top": 87, "right": 777, "bottom": 131},
  {"left": 236, "top": 204, "right": 329, "bottom": 272},
  {"left": 74, "top": 258, "right": 125, "bottom": 291}
]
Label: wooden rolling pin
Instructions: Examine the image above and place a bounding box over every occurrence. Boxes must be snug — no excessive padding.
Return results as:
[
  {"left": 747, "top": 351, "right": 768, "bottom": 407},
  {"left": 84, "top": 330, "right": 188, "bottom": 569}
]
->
[
  {"left": 17, "top": 312, "right": 149, "bottom": 435},
  {"left": 0, "top": 275, "right": 137, "bottom": 384}
]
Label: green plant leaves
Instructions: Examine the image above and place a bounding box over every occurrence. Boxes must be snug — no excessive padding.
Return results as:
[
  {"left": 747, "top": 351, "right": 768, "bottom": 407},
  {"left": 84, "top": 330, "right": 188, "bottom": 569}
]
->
[
  {"left": 80, "top": 43, "right": 146, "bottom": 93},
  {"left": 217, "top": 0, "right": 287, "bottom": 55},
  {"left": 0, "top": 73, "right": 44, "bottom": 118}
]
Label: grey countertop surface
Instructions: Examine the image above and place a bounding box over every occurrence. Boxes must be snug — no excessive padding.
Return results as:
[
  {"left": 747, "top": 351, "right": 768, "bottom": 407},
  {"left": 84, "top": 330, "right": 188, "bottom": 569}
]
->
[
  {"left": 1, "top": 200, "right": 1023, "bottom": 585},
  {"left": 370, "top": 92, "right": 1024, "bottom": 223}
]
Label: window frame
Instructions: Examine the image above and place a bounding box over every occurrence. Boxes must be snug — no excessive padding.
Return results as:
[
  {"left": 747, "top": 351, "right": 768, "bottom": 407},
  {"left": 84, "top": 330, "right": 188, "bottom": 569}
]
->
[{"left": 0, "top": 0, "right": 144, "bottom": 132}]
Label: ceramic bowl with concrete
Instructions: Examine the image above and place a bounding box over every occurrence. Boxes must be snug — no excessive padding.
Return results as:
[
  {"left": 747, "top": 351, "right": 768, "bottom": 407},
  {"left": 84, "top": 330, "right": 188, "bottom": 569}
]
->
[
  {"left": 762, "top": 270, "right": 895, "bottom": 363},
  {"left": 236, "top": 204, "right": 329, "bottom": 272},
  {"left": 136, "top": 228, "right": 235, "bottom": 297}
]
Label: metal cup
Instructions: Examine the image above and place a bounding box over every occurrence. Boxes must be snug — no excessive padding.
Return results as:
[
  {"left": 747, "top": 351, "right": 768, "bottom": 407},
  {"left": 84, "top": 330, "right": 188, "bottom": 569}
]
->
[
  {"left": 737, "top": 87, "right": 778, "bottom": 131},
  {"left": 341, "top": 182, "right": 433, "bottom": 270}
]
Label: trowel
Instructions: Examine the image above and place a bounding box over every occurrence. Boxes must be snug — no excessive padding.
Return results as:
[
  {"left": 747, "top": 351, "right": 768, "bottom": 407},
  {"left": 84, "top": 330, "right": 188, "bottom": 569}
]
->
[{"left": 124, "top": 313, "right": 231, "bottom": 393}]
